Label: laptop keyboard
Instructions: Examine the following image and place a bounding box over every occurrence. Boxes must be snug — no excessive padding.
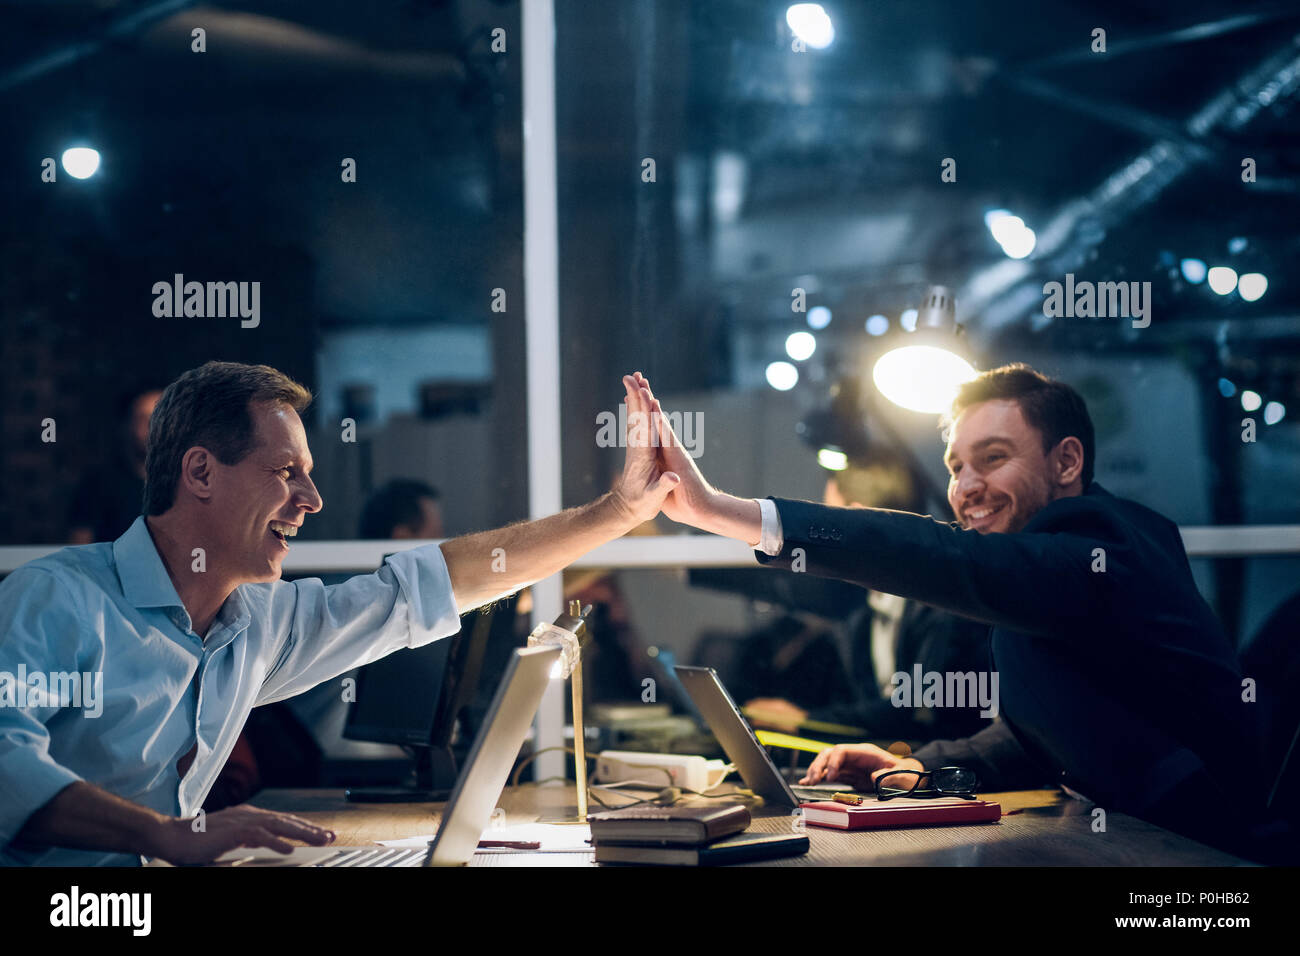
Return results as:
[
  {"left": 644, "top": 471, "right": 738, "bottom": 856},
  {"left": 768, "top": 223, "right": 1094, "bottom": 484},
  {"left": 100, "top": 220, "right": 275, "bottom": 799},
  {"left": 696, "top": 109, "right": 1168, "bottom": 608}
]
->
[{"left": 305, "top": 847, "right": 428, "bottom": 867}]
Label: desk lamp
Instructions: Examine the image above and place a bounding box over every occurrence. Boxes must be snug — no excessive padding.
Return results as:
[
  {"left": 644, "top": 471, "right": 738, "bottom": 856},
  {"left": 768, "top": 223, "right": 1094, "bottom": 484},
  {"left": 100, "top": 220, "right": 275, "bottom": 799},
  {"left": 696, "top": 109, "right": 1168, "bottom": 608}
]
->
[
  {"left": 527, "top": 600, "right": 593, "bottom": 821},
  {"left": 872, "top": 285, "right": 977, "bottom": 413}
]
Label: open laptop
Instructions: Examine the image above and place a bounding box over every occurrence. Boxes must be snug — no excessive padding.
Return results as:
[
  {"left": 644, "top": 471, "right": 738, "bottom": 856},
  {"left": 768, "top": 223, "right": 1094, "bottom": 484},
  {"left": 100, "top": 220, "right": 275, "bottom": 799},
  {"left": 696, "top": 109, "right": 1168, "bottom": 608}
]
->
[
  {"left": 212, "top": 644, "right": 561, "bottom": 867},
  {"left": 674, "top": 665, "right": 862, "bottom": 808}
]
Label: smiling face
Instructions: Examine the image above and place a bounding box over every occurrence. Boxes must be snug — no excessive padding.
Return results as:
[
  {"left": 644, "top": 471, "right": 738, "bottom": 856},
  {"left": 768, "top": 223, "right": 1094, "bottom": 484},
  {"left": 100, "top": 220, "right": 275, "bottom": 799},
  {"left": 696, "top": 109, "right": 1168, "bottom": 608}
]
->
[
  {"left": 203, "top": 400, "right": 323, "bottom": 581},
  {"left": 944, "top": 399, "right": 1066, "bottom": 534}
]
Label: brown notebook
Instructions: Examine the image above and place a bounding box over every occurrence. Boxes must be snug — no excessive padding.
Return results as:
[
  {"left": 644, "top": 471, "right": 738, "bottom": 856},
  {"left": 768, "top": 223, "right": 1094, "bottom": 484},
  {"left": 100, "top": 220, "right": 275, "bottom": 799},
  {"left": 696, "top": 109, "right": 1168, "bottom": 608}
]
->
[{"left": 588, "top": 804, "right": 752, "bottom": 846}]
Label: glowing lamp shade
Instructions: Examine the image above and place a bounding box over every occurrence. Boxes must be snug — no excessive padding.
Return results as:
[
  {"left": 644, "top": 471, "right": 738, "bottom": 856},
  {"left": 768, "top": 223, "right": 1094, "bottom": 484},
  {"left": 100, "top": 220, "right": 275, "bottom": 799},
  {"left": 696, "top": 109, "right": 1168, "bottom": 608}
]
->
[
  {"left": 61, "top": 147, "right": 100, "bottom": 180},
  {"left": 872, "top": 345, "right": 977, "bottom": 414},
  {"left": 786, "top": 4, "right": 834, "bottom": 49}
]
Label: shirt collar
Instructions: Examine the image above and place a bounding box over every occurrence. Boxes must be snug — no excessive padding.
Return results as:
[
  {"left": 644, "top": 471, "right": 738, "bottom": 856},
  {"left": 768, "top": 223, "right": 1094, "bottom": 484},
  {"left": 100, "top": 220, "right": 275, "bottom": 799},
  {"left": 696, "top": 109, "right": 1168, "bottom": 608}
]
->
[{"left": 112, "top": 515, "right": 188, "bottom": 611}]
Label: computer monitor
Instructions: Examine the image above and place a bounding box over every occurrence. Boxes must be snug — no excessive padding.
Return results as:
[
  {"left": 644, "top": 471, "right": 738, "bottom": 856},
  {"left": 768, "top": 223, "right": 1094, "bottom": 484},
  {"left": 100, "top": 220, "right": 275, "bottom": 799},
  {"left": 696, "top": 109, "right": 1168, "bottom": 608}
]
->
[
  {"left": 342, "top": 602, "right": 516, "bottom": 799},
  {"left": 342, "top": 635, "right": 459, "bottom": 747}
]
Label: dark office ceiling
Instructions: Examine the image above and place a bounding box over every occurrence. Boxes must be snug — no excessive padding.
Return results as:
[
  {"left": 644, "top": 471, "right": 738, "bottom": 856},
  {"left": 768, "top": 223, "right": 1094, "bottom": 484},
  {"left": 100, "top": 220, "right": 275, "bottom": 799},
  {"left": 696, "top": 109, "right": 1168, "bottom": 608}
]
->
[{"left": 2, "top": 0, "right": 1299, "bottom": 393}]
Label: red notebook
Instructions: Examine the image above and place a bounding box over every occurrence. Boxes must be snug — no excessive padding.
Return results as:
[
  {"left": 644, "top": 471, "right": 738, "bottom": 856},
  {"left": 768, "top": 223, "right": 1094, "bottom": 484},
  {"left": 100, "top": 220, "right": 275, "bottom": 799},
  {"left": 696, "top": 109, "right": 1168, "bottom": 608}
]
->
[{"left": 799, "top": 797, "right": 1002, "bottom": 830}]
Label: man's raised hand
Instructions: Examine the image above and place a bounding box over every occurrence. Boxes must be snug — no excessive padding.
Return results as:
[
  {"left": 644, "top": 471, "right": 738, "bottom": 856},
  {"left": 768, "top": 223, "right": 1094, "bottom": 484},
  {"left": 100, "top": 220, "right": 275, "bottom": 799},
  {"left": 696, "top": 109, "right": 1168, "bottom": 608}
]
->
[
  {"left": 607, "top": 373, "right": 681, "bottom": 527},
  {"left": 626, "top": 371, "right": 718, "bottom": 530}
]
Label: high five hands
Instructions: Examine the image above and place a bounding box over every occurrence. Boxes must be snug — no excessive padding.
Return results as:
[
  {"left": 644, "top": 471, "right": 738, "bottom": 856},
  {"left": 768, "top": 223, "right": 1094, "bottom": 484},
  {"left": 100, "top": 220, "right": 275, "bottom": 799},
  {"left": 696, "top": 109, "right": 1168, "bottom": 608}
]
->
[
  {"left": 606, "top": 373, "right": 685, "bottom": 527},
  {"left": 617, "top": 372, "right": 718, "bottom": 532},
  {"left": 613, "top": 372, "right": 765, "bottom": 545}
]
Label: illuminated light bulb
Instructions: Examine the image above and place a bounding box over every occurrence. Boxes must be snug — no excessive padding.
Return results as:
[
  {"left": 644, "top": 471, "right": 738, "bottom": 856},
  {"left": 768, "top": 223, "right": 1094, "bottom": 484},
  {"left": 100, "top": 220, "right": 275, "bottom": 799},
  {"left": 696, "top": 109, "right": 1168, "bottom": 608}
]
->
[
  {"left": 1207, "top": 266, "right": 1238, "bottom": 295},
  {"left": 1180, "top": 258, "right": 1207, "bottom": 284},
  {"left": 999, "top": 225, "right": 1036, "bottom": 259},
  {"left": 807, "top": 305, "right": 832, "bottom": 329},
  {"left": 786, "top": 4, "right": 834, "bottom": 49},
  {"left": 817, "top": 448, "right": 848, "bottom": 471},
  {"left": 1237, "top": 273, "right": 1267, "bottom": 302},
  {"left": 61, "top": 147, "right": 100, "bottom": 179},
  {"left": 766, "top": 361, "right": 798, "bottom": 391},
  {"left": 786, "top": 331, "right": 816, "bottom": 361},
  {"left": 872, "top": 346, "right": 977, "bottom": 414}
]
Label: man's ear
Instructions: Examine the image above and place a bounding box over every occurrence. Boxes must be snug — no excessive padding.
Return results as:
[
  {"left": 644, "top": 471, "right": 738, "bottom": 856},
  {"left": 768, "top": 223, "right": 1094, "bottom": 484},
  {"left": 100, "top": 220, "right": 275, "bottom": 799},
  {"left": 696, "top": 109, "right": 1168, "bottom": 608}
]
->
[
  {"left": 178, "top": 447, "right": 215, "bottom": 501},
  {"left": 1052, "top": 436, "right": 1085, "bottom": 489}
]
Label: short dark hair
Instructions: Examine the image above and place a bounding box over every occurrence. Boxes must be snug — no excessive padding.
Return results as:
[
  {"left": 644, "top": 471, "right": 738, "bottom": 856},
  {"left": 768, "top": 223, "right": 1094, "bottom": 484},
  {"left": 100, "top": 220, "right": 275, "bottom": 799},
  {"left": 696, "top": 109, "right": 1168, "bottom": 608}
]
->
[
  {"left": 143, "top": 362, "right": 313, "bottom": 516},
  {"left": 949, "top": 363, "right": 1095, "bottom": 487},
  {"left": 359, "top": 479, "right": 441, "bottom": 539}
]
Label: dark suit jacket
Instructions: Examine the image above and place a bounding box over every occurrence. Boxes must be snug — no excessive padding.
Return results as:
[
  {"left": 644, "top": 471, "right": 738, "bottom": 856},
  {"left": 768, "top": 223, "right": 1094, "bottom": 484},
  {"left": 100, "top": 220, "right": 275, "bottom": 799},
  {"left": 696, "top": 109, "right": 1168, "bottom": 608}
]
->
[
  {"left": 755, "top": 483, "right": 1260, "bottom": 800},
  {"left": 811, "top": 599, "right": 994, "bottom": 741}
]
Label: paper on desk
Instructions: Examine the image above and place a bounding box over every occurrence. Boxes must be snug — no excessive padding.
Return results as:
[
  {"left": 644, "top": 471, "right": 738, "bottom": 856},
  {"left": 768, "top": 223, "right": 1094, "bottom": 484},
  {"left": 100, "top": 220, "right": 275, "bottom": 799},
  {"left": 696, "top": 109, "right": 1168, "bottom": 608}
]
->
[{"left": 377, "top": 823, "right": 593, "bottom": 853}]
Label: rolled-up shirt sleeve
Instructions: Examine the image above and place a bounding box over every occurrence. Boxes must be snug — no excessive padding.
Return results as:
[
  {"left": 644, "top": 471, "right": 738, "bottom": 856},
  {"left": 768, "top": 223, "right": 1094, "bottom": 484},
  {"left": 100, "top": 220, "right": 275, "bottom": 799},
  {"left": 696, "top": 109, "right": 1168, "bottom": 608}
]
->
[
  {"left": 0, "top": 568, "right": 89, "bottom": 847},
  {"left": 255, "top": 542, "right": 463, "bottom": 705}
]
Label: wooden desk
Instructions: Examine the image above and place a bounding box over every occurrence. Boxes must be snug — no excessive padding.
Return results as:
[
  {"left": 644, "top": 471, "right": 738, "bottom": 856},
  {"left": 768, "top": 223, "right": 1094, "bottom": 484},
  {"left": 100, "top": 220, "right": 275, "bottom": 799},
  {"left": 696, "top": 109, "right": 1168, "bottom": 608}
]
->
[{"left": 250, "top": 785, "right": 1251, "bottom": 866}]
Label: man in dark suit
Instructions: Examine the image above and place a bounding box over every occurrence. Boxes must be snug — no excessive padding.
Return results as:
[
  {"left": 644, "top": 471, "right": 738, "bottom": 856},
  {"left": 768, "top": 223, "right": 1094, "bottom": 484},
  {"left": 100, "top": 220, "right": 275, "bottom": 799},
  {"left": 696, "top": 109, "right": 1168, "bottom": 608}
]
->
[
  {"left": 745, "top": 460, "right": 994, "bottom": 744},
  {"left": 628, "top": 365, "right": 1264, "bottom": 856}
]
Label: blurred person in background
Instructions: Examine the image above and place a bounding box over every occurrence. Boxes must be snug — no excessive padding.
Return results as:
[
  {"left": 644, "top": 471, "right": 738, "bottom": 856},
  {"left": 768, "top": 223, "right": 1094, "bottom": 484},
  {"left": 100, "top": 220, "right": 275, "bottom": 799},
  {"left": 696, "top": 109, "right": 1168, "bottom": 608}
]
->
[
  {"left": 68, "top": 387, "right": 164, "bottom": 544},
  {"left": 359, "top": 479, "right": 445, "bottom": 540}
]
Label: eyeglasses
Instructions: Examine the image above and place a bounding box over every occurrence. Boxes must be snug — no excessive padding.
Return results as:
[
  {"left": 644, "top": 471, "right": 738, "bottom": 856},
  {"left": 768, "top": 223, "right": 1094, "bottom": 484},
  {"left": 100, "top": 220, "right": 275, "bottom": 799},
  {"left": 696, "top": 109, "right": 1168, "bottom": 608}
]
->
[{"left": 874, "top": 766, "right": 979, "bottom": 801}]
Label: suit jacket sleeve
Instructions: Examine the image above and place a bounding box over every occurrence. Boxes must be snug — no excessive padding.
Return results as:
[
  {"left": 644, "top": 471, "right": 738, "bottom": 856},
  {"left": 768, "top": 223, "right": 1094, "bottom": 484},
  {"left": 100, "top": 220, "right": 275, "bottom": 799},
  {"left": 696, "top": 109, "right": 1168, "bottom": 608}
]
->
[
  {"left": 911, "top": 720, "right": 1051, "bottom": 790},
  {"left": 755, "top": 498, "right": 1126, "bottom": 640}
]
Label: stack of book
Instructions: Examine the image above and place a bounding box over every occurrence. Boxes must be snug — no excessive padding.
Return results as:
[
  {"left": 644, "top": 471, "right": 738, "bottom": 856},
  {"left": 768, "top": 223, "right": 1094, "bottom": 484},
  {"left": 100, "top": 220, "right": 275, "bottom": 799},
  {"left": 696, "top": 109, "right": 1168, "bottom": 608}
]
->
[{"left": 587, "top": 804, "right": 809, "bottom": 865}]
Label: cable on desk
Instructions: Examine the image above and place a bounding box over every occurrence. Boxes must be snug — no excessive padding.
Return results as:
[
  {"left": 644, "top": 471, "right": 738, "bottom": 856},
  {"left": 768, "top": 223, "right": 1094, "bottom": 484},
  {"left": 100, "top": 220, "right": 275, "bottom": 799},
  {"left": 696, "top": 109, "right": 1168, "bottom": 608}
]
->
[
  {"left": 510, "top": 745, "right": 594, "bottom": 789},
  {"left": 509, "top": 747, "right": 763, "bottom": 810}
]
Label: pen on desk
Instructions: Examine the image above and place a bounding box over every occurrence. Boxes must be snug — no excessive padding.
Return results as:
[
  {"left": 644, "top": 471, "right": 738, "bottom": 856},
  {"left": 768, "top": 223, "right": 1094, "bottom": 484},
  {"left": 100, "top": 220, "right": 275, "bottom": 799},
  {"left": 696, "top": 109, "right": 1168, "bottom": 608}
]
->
[
  {"left": 831, "top": 792, "right": 865, "bottom": 806},
  {"left": 476, "top": 840, "right": 541, "bottom": 849}
]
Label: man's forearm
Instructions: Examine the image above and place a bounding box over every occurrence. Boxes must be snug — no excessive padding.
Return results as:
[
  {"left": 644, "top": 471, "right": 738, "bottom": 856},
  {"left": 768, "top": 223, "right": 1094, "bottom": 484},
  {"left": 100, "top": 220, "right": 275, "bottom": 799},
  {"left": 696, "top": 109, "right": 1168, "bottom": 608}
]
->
[
  {"left": 692, "top": 491, "right": 763, "bottom": 546},
  {"left": 440, "top": 492, "right": 640, "bottom": 613},
  {"left": 15, "top": 781, "right": 173, "bottom": 859}
]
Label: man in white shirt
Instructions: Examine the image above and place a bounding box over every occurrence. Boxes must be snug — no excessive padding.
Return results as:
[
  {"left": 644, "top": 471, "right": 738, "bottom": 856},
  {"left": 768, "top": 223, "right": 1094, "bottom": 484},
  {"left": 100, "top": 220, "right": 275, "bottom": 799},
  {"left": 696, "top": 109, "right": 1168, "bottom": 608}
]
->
[{"left": 0, "top": 362, "right": 678, "bottom": 866}]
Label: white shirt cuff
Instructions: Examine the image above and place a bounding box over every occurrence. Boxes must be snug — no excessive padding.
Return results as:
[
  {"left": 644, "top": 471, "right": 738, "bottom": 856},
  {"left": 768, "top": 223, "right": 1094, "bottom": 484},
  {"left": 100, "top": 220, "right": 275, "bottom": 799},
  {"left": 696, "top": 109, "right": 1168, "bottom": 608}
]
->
[{"left": 756, "top": 498, "right": 784, "bottom": 556}]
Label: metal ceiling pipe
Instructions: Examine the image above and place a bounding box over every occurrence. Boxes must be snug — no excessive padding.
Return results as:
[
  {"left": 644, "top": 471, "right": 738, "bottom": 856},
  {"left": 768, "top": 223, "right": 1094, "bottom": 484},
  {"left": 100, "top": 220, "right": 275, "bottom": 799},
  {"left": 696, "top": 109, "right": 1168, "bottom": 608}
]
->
[{"left": 961, "top": 34, "right": 1300, "bottom": 334}]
